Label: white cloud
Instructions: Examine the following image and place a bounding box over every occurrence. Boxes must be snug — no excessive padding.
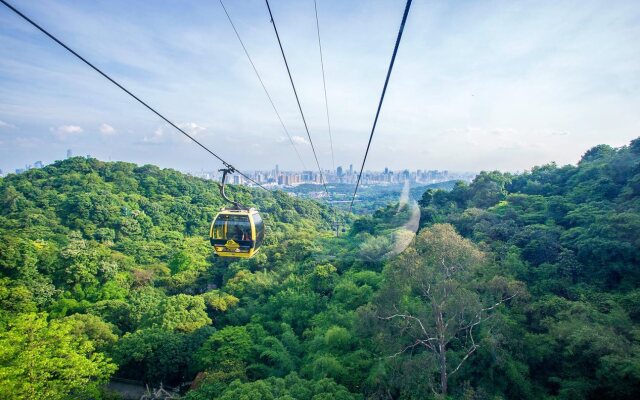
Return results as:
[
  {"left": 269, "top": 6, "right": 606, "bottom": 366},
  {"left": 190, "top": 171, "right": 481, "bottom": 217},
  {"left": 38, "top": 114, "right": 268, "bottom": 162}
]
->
[
  {"left": 291, "top": 135, "right": 310, "bottom": 145},
  {"left": 56, "top": 125, "right": 83, "bottom": 134},
  {"left": 142, "top": 127, "right": 165, "bottom": 144},
  {"left": 50, "top": 125, "right": 83, "bottom": 140},
  {"left": 178, "top": 122, "right": 206, "bottom": 136},
  {"left": 99, "top": 123, "right": 116, "bottom": 136},
  {"left": 141, "top": 125, "right": 204, "bottom": 145},
  {"left": 0, "top": 120, "right": 14, "bottom": 129}
]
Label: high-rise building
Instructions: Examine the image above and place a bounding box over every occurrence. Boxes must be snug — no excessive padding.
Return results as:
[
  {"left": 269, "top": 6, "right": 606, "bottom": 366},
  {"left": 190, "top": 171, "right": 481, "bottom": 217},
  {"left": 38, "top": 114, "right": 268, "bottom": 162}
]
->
[
  {"left": 302, "top": 171, "right": 314, "bottom": 181},
  {"left": 349, "top": 164, "right": 353, "bottom": 175},
  {"left": 275, "top": 164, "right": 280, "bottom": 176},
  {"left": 337, "top": 166, "right": 343, "bottom": 176},
  {"left": 66, "top": 149, "right": 73, "bottom": 159}
]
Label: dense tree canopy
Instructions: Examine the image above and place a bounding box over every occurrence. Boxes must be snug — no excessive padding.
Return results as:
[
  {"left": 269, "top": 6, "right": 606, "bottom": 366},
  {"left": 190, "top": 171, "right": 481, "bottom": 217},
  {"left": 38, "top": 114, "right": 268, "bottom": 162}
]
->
[
  {"left": 0, "top": 313, "right": 116, "bottom": 399},
  {"left": 1, "top": 138, "right": 640, "bottom": 399}
]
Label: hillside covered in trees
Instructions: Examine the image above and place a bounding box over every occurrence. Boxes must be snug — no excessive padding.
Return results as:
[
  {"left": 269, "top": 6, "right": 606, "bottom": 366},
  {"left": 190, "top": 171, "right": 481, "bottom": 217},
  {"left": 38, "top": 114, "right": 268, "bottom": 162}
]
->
[{"left": 1, "top": 138, "right": 640, "bottom": 399}]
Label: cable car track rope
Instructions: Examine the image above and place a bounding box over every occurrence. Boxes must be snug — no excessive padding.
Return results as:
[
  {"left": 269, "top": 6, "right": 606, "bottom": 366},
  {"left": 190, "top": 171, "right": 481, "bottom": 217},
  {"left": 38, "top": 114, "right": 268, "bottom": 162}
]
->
[
  {"left": 0, "top": 0, "right": 267, "bottom": 190},
  {"left": 263, "top": 0, "right": 330, "bottom": 198},
  {"left": 313, "top": 0, "right": 335, "bottom": 173},
  {"left": 219, "top": 0, "right": 307, "bottom": 171},
  {"left": 349, "top": 0, "right": 413, "bottom": 213}
]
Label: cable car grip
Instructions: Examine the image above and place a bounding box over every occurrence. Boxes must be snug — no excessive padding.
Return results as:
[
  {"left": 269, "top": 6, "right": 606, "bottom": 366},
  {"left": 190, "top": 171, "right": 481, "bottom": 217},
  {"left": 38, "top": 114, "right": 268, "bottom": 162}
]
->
[{"left": 218, "top": 167, "right": 244, "bottom": 210}]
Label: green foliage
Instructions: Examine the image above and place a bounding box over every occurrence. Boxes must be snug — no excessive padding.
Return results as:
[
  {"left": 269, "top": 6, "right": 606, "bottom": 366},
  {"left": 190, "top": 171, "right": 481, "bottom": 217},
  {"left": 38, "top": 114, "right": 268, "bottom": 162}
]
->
[
  {"left": 1, "top": 142, "right": 640, "bottom": 400},
  {"left": 188, "top": 373, "right": 361, "bottom": 400},
  {"left": 156, "top": 294, "right": 211, "bottom": 333},
  {"left": 64, "top": 313, "right": 119, "bottom": 351},
  {"left": 201, "top": 290, "right": 239, "bottom": 312},
  {"left": 369, "top": 224, "right": 522, "bottom": 396},
  {"left": 183, "top": 360, "right": 247, "bottom": 400},
  {"left": 407, "top": 139, "right": 640, "bottom": 398},
  {"left": 0, "top": 313, "right": 116, "bottom": 399},
  {"left": 196, "top": 325, "right": 254, "bottom": 371},
  {"left": 112, "top": 328, "right": 190, "bottom": 384}
]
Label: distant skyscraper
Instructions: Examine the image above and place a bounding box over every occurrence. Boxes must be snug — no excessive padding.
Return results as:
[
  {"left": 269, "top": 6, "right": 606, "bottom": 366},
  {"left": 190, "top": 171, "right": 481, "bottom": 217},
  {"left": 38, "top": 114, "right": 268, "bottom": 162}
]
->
[
  {"left": 337, "top": 166, "right": 343, "bottom": 176},
  {"left": 384, "top": 167, "right": 389, "bottom": 174},
  {"left": 275, "top": 164, "right": 280, "bottom": 176},
  {"left": 302, "top": 171, "right": 313, "bottom": 181},
  {"left": 66, "top": 149, "right": 73, "bottom": 159},
  {"left": 349, "top": 164, "right": 353, "bottom": 175}
]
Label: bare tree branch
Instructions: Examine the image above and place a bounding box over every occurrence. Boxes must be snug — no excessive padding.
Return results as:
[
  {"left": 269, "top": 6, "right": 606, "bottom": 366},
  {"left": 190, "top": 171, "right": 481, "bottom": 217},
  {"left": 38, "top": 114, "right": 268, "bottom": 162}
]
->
[
  {"left": 482, "top": 292, "right": 518, "bottom": 313},
  {"left": 419, "top": 280, "right": 432, "bottom": 300},
  {"left": 449, "top": 328, "right": 478, "bottom": 377},
  {"left": 417, "top": 338, "right": 437, "bottom": 352},
  {"left": 378, "top": 313, "right": 430, "bottom": 339},
  {"left": 387, "top": 339, "right": 422, "bottom": 358}
]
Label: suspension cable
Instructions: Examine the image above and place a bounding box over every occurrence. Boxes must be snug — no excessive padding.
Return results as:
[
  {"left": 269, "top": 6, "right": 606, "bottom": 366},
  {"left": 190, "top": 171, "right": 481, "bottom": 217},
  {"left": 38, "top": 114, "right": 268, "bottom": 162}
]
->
[
  {"left": 263, "top": 0, "right": 330, "bottom": 197},
  {"left": 0, "top": 0, "right": 266, "bottom": 190},
  {"left": 219, "top": 0, "right": 306, "bottom": 171},
  {"left": 349, "top": 0, "right": 413, "bottom": 212},
  {"left": 313, "top": 0, "right": 335, "bottom": 173}
]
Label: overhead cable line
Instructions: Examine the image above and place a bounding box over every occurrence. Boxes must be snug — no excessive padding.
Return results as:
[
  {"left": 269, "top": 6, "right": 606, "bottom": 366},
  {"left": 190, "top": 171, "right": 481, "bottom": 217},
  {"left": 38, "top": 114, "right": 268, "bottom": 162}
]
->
[
  {"left": 219, "top": 0, "right": 306, "bottom": 171},
  {"left": 263, "top": 0, "right": 331, "bottom": 198},
  {"left": 313, "top": 0, "right": 335, "bottom": 173},
  {"left": 349, "top": 0, "right": 413, "bottom": 212},
  {"left": 0, "top": 0, "right": 266, "bottom": 190}
]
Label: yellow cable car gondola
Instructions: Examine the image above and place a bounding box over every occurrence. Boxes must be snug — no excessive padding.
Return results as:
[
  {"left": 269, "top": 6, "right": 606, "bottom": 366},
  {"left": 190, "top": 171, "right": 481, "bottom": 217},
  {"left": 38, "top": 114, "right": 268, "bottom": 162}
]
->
[{"left": 210, "top": 168, "right": 265, "bottom": 258}]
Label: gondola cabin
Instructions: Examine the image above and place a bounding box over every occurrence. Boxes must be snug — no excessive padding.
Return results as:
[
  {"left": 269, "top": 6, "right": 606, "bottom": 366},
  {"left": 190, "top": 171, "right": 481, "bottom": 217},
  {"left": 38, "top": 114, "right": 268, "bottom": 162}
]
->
[{"left": 210, "top": 208, "right": 264, "bottom": 258}]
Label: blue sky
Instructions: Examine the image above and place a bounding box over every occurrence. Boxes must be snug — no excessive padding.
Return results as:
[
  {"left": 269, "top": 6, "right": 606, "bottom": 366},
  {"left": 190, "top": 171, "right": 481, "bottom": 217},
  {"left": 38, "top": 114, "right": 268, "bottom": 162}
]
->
[{"left": 1, "top": 0, "right": 639, "bottom": 174}]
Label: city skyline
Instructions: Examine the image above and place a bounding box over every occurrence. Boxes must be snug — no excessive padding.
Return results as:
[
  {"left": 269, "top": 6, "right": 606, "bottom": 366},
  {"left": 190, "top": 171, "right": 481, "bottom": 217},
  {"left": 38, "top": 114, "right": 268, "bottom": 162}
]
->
[
  {"left": 187, "top": 163, "right": 475, "bottom": 188},
  {"left": 1, "top": 150, "right": 474, "bottom": 188}
]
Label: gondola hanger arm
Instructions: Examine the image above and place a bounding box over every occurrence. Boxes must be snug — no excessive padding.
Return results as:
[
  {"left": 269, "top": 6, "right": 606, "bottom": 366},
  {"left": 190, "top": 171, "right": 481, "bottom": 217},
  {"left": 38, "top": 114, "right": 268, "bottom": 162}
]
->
[{"left": 218, "top": 168, "right": 244, "bottom": 210}]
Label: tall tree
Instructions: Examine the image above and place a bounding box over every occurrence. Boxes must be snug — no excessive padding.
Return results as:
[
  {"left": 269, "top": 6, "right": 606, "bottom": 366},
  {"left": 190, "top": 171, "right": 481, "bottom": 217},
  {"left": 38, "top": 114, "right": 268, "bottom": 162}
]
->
[{"left": 373, "top": 224, "right": 521, "bottom": 396}]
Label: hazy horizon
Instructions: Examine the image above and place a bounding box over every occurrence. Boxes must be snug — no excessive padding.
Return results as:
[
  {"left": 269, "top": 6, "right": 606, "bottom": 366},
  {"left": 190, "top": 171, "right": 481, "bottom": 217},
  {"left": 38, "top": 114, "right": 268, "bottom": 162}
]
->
[{"left": 1, "top": 0, "right": 639, "bottom": 174}]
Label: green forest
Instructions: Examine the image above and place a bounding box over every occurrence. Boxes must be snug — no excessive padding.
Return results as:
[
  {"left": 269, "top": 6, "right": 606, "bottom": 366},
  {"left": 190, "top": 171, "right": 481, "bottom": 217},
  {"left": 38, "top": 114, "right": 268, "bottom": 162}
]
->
[{"left": 1, "top": 138, "right": 640, "bottom": 399}]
